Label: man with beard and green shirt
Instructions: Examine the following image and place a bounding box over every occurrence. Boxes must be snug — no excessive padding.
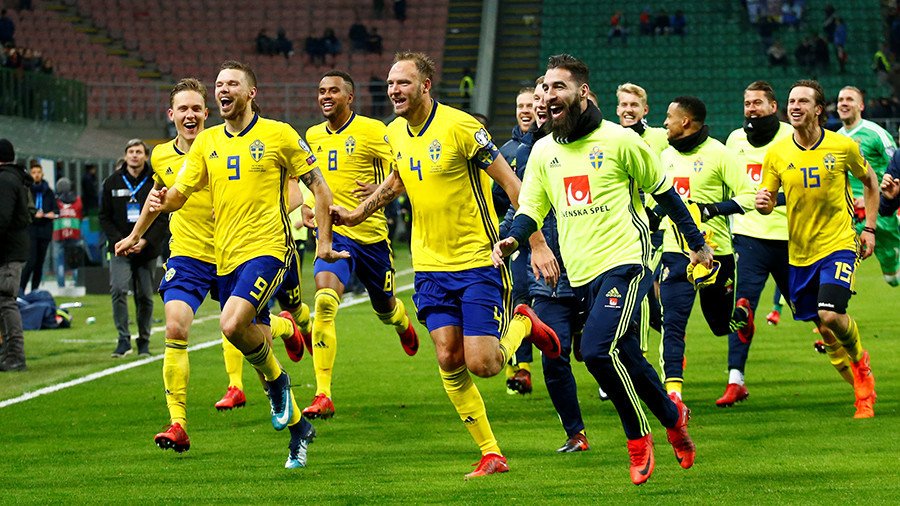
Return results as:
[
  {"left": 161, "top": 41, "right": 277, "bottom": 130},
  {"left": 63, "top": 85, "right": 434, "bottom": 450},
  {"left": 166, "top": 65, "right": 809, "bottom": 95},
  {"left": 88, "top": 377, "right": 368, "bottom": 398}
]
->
[
  {"left": 836, "top": 85, "right": 900, "bottom": 286},
  {"left": 718, "top": 81, "right": 794, "bottom": 408},
  {"left": 658, "top": 96, "right": 756, "bottom": 401},
  {"left": 494, "top": 54, "right": 713, "bottom": 486}
]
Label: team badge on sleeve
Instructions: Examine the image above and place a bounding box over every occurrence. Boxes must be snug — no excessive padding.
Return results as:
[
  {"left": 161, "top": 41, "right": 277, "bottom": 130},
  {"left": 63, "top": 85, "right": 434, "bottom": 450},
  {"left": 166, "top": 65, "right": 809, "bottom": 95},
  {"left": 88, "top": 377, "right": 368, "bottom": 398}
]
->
[
  {"left": 474, "top": 128, "right": 490, "bottom": 147},
  {"left": 298, "top": 137, "right": 312, "bottom": 154},
  {"left": 250, "top": 140, "right": 265, "bottom": 162}
]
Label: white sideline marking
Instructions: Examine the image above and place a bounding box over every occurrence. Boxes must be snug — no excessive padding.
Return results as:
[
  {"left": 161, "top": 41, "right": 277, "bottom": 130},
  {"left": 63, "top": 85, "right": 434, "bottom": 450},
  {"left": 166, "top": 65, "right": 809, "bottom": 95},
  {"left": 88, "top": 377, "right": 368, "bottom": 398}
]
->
[{"left": 0, "top": 274, "right": 415, "bottom": 409}]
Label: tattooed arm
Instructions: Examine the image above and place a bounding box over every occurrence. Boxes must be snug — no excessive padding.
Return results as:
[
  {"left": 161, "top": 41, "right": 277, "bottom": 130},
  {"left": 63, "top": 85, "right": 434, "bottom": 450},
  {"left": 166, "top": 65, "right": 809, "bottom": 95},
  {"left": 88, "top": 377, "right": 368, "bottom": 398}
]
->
[
  {"left": 331, "top": 169, "right": 406, "bottom": 227},
  {"left": 300, "top": 167, "right": 350, "bottom": 262}
]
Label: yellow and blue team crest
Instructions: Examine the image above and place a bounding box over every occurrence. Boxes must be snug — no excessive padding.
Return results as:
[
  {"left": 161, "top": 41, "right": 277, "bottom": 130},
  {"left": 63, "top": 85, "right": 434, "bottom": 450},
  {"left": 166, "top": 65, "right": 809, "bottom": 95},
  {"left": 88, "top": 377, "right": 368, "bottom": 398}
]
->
[
  {"left": 250, "top": 139, "right": 265, "bottom": 162},
  {"left": 693, "top": 158, "right": 704, "bottom": 172},
  {"left": 345, "top": 136, "right": 356, "bottom": 156},
  {"left": 823, "top": 153, "right": 836, "bottom": 172},
  {"left": 429, "top": 139, "right": 442, "bottom": 162},
  {"left": 589, "top": 145, "right": 604, "bottom": 170},
  {"left": 164, "top": 267, "right": 176, "bottom": 282}
]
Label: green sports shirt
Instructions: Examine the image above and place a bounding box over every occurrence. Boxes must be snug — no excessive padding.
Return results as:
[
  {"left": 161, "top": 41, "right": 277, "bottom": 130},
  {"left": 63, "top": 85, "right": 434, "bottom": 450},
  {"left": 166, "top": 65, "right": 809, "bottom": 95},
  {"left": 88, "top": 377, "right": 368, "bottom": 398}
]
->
[
  {"left": 660, "top": 137, "right": 755, "bottom": 255},
  {"left": 516, "top": 120, "right": 670, "bottom": 287},
  {"left": 838, "top": 119, "right": 896, "bottom": 199}
]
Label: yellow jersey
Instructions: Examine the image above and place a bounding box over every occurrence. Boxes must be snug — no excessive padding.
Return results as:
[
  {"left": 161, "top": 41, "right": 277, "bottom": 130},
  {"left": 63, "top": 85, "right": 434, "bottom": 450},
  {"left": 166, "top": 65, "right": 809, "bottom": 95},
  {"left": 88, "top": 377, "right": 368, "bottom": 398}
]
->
[
  {"left": 641, "top": 126, "right": 669, "bottom": 155},
  {"left": 386, "top": 100, "right": 499, "bottom": 271},
  {"left": 761, "top": 129, "right": 868, "bottom": 266},
  {"left": 725, "top": 122, "right": 793, "bottom": 241},
  {"left": 305, "top": 112, "right": 391, "bottom": 244},
  {"left": 150, "top": 139, "right": 216, "bottom": 264},
  {"left": 175, "top": 114, "right": 318, "bottom": 275}
]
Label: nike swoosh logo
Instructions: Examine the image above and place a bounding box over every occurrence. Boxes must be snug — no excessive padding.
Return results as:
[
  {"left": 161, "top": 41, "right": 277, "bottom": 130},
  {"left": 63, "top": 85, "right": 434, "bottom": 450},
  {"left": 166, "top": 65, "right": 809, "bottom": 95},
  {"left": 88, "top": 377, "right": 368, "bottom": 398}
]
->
[
  {"left": 675, "top": 455, "right": 684, "bottom": 464},
  {"left": 639, "top": 456, "right": 652, "bottom": 476},
  {"left": 272, "top": 390, "right": 291, "bottom": 427}
]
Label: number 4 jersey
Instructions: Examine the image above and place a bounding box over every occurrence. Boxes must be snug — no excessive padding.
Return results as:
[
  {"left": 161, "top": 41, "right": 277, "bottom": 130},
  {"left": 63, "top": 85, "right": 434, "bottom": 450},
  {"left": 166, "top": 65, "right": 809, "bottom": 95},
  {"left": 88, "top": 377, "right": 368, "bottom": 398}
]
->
[{"left": 761, "top": 129, "right": 868, "bottom": 267}]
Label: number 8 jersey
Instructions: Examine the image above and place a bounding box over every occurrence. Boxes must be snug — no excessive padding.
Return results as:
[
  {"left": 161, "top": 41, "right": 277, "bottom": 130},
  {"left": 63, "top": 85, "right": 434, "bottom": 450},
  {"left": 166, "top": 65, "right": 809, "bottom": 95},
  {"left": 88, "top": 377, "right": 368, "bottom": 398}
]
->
[{"left": 761, "top": 129, "right": 868, "bottom": 266}]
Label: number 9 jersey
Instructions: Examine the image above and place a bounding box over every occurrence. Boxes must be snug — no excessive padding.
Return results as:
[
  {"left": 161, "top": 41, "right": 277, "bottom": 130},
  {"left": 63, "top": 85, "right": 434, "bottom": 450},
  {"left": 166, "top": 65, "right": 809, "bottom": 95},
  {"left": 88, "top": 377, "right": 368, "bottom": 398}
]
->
[{"left": 761, "top": 129, "right": 869, "bottom": 267}]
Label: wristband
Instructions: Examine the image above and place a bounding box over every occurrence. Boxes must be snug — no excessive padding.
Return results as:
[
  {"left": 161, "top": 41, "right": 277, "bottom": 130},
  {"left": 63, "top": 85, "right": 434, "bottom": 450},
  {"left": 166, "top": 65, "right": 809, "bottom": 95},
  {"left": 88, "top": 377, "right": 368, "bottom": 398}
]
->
[{"left": 863, "top": 227, "right": 876, "bottom": 234}]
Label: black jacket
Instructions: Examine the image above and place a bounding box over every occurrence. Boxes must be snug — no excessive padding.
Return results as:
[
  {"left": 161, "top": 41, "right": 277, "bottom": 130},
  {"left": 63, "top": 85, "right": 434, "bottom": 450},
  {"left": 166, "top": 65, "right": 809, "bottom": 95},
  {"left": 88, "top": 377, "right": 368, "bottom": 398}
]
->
[
  {"left": 29, "top": 179, "right": 58, "bottom": 240},
  {"left": 0, "top": 162, "right": 32, "bottom": 264},
  {"left": 99, "top": 163, "right": 168, "bottom": 263}
]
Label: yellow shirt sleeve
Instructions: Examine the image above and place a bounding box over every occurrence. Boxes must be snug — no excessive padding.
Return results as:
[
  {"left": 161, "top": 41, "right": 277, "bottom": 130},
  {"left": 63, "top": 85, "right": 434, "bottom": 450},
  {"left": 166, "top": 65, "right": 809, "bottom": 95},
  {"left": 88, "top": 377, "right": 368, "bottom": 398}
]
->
[
  {"left": 846, "top": 140, "right": 869, "bottom": 180},
  {"left": 174, "top": 133, "right": 208, "bottom": 197},
  {"left": 760, "top": 148, "right": 782, "bottom": 194},
  {"left": 281, "top": 123, "right": 320, "bottom": 179}
]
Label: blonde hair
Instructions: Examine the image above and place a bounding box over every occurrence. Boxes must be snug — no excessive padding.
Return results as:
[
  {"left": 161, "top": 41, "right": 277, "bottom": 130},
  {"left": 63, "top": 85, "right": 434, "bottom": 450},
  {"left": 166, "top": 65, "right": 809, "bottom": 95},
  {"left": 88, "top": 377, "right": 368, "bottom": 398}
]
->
[{"left": 616, "top": 82, "right": 648, "bottom": 106}]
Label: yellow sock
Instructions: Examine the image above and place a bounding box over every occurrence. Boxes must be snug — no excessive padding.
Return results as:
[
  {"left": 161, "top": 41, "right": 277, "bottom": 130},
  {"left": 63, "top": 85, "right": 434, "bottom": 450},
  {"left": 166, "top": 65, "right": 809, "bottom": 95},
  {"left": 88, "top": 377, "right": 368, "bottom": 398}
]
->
[
  {"left": 836, "top": 318, "right": 863, "bottom": 362},
  {"left": 222, "top": 334, "right": 244, "bottom": 389},
  {"left": 376, "top": 298, "right": 410, "bottom": 334},
  {"left": 498, "top": 314, "right": 531, "bottom": 365},
  {"left": 440, "top": 365, "right": 501, "bottom": 456},
  {"left": 823, "top": 340, "right": 854, "bottom": 385},
  {"left": 313, "top": 288, "right": 340, "bottom": 397},
  {"left": 665, "top": 380, "right": 683, "bottom": 397},
  {"left": 243, "top": 340, "right": 282, "bottom": 382},
  {"left": 291, "top": 302, "right": 312, "bottom": 335},
  {"left": 163, "top": 339, "right": 189, "bottom": 427},
  {"left": 288, "top": 389, "right": 302, "bottom": 426},
  {"left": 517, "top": 361, "right": 531, "bottom": 373},
  {"left": 270, "top": 314, "right": 293, "bottom": 341},
  {"left": 504, "top": 363, "right": 516, "bottom": 379}
]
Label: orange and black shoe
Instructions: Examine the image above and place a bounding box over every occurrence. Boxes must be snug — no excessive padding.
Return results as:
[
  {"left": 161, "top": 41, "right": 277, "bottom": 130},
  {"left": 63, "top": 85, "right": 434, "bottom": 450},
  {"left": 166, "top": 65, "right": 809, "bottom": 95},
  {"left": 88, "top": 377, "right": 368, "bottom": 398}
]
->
[
  {"left": 626, "top": 434, "right": 654, "bottom": 485},
  {"left": 398, "top": 322, "right": 419, "bottom": 356},
  {"left": 506, "top": 369, "right": 533, "bottom": 395},
  {"left": 154, "top": 422, "right": 190, "bottom": 453},
  {"left": 715, "top": 383, "right": 749, "bottom": 408},
  {"left": 514, "top": 304, "right": 561, "bottom": 359},
  {"left": 735, "top": 298, "right": 755, "bottom": 344},
  {"left": 464, "top": 453, "right": 509, "bottom": 480},
  {"left": 557, "top": 432, "right": 590, "bottom": 453},
  {"left": 302, "top": 393, "right": 335, "bottom": 420},
  {"left": 279, "top": 310, "right": 306, "bottom": 362},
  {"left": 850, "top": 351, "right": 876, "bottom": 418},
  {"left": 214, "top": 386, "right": 247, "bottom": 411},
  {"left": 665, "top": 393, "right": 696, "bottom": 469},
  {"left": 766, "top": 309, "right": 780, "bottom": 326}
]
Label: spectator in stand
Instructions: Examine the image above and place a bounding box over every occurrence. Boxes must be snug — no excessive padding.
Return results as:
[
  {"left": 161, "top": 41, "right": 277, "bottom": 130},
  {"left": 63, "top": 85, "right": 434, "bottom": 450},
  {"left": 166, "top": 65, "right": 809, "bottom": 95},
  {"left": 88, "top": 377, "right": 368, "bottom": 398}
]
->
[
  {"left": 607, "top": 10, "right": 626, "bottom": 44},
  {"left": 781, "top": 0, "right": 801, "bottom": 29},
  {"left": 0, "top": 10, "right": 14, "bottom": 47},
  {"left": 459, "top": 68, "right": 474, "bottom": 111},
  {"left": 746, "top": 0, "right": 764, "bottom": 24},
  {"left": 757, "top": 15, "right": 777, "bottom": 52},
  {"left": 823, "top": 4, "right": 838, "bottom": 42},
  {"left": 20, "top": 161, "right": 56, "bottom": 293},
  {"left": 256, "top": 29, "right": 275, "bottom": 55},
  {"left": 322, "top": 28, "right": 341, "bottom": 64},
  {"left": 349, "top": 19, "right": 369, "bottom": 52},
  {"left": 52, "top": 177, "right": 82, "bottom": 288},
  {"left": 873, "top": 44, "right": 891, "bottom": 89},
  {"left": 654, "top": 9, "right": 670, "bottom": 35},
  {"left": 796, "top": 36, "right": 815, "bottom": 73},
  {"left": 639, "top": 7, "right": 652, "bottom": 36},
  {"left": 80, "top": 163, "right": 99, "bottom": 216},
  {"left": 768, "top": 40, "right": 789, "bottom": 70},
  {"left": 21, "top": 48, "right": 40, "bottom": 71},
  {"left": 367, "top": 27, "right": 383, "bottom": 55},
  {"left": 833, "top": 17, "right": 848, "bottom": 73},
  {"left": 3, "top": 46, "right": 21, "bottom": 69},
  {"left": 40, "top": 57, "right": 52, "bottom": 74},
  {"left": 275, "top": 28, "right": 294, "bottom": 58},
  {"left": 671, "top": 10, "right": 686, "bottom": 37},
  {"left": 393, "top": 0, "right": 406, "bottom": 23},
  {"left": 0, "top": 138, "right": 30, "bottom": 372},
  {"left": 813, "top": 34, "right": 830, "bottom": 72},
  {"left": 305, "top": 33, "right": 325, "bottom": 67}
]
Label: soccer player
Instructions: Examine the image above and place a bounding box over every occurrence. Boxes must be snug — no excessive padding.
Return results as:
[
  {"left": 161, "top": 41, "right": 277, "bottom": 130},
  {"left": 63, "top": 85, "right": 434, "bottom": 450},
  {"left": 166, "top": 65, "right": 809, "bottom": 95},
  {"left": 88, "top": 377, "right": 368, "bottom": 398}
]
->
[
  {"left": 298, "top": 70, "right": 419, "bottom": 419},
  {"left": 115, "top": 79, "right": 312, "bottom": 450},
  {"left": 331, "top": 51, "right": 561, "bottom": 479},
  {"left": 757, "top": 80, "right": 879, "bottom": 418},
  {"left": 718, "top": 81, "right": 794, "bottom": 407},
  {"left": 494, "top": 54, "right": 710, "bottom": 485},
  {"left": 836, "top": 86, "right": 900, "bottom": 286},
  {"left": 616, "top": 83, "right": 668, "bottom": 154},
  {"left": 147, "top": 60, "right": 346, "bottom": 467},
  {"left": 658, "top": 96, "right": 755, "bottom": 400}
]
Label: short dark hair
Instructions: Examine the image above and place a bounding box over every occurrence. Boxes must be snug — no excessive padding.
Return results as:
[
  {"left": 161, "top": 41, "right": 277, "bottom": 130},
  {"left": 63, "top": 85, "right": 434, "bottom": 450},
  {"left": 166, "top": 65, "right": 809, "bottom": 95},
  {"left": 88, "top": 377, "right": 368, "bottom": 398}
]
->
[
  {"left": 30, "top": 160, "right": 42, "bottom": 169},
  {"left": 393, "top": 51, "right": 435, "bottom": 82},
  {"left": 791, "top": 79, "right": 827, "bottom": 126},
  {"left": 546, "top": 54, "right": 589, "bottom": 87},
  {"left": 323, "top": 70, "right": 355, "bottom": 93},
  {"left": 745, "top": 80, "right": 776, "bottom": 103},
  {"left": 169, "top": 77, "right": 207, "bottom": 107},
  {"left": 672, "top": 96, "right": 707, "bottom": 124}
]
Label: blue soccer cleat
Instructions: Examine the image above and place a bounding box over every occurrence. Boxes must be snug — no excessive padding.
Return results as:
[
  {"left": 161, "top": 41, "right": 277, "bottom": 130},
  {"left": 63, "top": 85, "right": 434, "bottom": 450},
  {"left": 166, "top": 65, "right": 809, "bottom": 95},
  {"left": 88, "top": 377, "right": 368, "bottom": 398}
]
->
[
  {"left": 285, "top": 417, "right": 316, "bottom": 469},
  {"left": 267, "top": 371, "right": 293, "bottom": 431}
]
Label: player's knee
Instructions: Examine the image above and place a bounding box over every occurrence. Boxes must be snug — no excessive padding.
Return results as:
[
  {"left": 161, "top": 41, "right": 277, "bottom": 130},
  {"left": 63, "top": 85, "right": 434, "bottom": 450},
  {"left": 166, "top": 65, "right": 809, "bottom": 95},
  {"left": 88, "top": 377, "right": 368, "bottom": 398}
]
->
[
  {"left": 220, "top": 315, "right": 243, "bottom": 340},
  {"left": 165, "top": 320, "right": 190, "bottom": 342},
  {"left": 314, "top": 288, "right": 340, "bottom": 323},
  {"left": 466, "top": 356, "right": 500, "bottom": 378},
  {"left": 817, "top": 309, "right": 844, "bottom": 330}
]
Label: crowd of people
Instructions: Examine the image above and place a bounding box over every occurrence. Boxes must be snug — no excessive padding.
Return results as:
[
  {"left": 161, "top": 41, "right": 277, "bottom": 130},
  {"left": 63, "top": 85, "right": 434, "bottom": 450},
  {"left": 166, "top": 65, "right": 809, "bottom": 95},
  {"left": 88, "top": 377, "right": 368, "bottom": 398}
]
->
[{"left": 0, "top": 9, "right": 52, "bottom": 75}]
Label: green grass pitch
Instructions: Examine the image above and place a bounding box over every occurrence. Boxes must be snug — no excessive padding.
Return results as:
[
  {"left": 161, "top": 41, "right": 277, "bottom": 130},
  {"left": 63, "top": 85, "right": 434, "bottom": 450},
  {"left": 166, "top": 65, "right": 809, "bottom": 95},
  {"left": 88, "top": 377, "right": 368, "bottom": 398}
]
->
[{"left": 2, "top": 246, "right": 898, "bottom": 503}]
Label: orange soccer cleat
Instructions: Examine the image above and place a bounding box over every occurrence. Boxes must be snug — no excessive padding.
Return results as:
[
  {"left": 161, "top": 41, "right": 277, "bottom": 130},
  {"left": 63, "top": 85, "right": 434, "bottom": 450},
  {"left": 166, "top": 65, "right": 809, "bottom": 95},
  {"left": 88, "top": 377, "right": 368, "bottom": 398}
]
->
[
  {"left": 514, "top": 304, "right": 561, "bottom": 359},
  {"left": 557, "top": 432, "right": 590, "bottom": 453},
  {"left": 766, "top": 309, "right": 780, "bottom": 326},
  {"left": 214, "top": 386, "right": 247, "bottom": 411},
  {"left": 735, "top": 298, "right": 755, "bottom": 344},
  {"left": 850, "top": 351, "right": 876, "bottom": 418},
  {"left": 666, "top": 393, "right": 696, "bottom": 469},
  {"left": 506, "top": 369, "right": 533, "bottom": 395},
  {"left": 154, "top": 422, "right": 190, "bottom": 453},
  {"left": 279, "top": 310, "right": 306, "bottom": 362},
  {"left": 715, "top": 383, "right": 749, "bottom": 408},
  {"left": 464, "top": 453, "right": 509, "bottom": 480},
  {"left": 302, "top": 393, "right": 335, "bottom": 420},
  {"left": 398, "top": 321, "right": 419, "bottom": 356},
  {"left": 626, "top": 434, "right": 655, "bottom": 485}
]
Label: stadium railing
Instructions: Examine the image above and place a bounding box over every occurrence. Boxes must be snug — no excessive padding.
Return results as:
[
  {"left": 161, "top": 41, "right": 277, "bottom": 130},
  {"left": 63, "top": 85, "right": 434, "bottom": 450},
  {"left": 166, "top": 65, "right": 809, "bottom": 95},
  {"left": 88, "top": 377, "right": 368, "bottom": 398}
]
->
[{"left": 1, "top": 68, "right": 88, "bottom": 125}]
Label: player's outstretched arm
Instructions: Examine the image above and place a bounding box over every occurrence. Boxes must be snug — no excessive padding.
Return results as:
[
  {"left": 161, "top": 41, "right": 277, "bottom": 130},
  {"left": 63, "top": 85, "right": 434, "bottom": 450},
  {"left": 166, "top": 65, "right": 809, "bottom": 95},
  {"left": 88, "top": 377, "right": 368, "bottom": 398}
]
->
[
  {"left": 860, "top": 164, "right": 879, "bottom": 259},
  {"left": 114, "top": 181, "right": 164, "bottom": 256},
  {"left": 653, "top": 186, "right": 713, "bottom": 268},
  {"left": 147, "top": 186, "right": 187, "bottom": 214},
  {"left": 301, "top": 167, "right": 350, "bottom": 262},
  {"left": 332, "top": 170, "right": 405, "bottom": 227}
]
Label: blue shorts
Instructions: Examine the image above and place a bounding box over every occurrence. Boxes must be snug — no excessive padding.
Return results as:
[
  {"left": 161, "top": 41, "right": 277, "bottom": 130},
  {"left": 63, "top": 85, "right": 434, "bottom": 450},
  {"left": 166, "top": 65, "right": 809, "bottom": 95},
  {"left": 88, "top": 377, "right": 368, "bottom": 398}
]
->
[
  {"left": 218, "top": 256, "right": 287, "bottom": 326},
  {"left": 159, "top": 256, "right": 219, "bottom": 313},
  {"left": 313, "top": 231, "right": 395, "bottom": 307},
  {"left": 789, "top": 250, "right": 857, "bottom": 321},
  {"left": 413, "top": 266, "right": 510, "bottom": 338},
  {"left": 274, "top": 250, "right": 303, "bottom": 309}
]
